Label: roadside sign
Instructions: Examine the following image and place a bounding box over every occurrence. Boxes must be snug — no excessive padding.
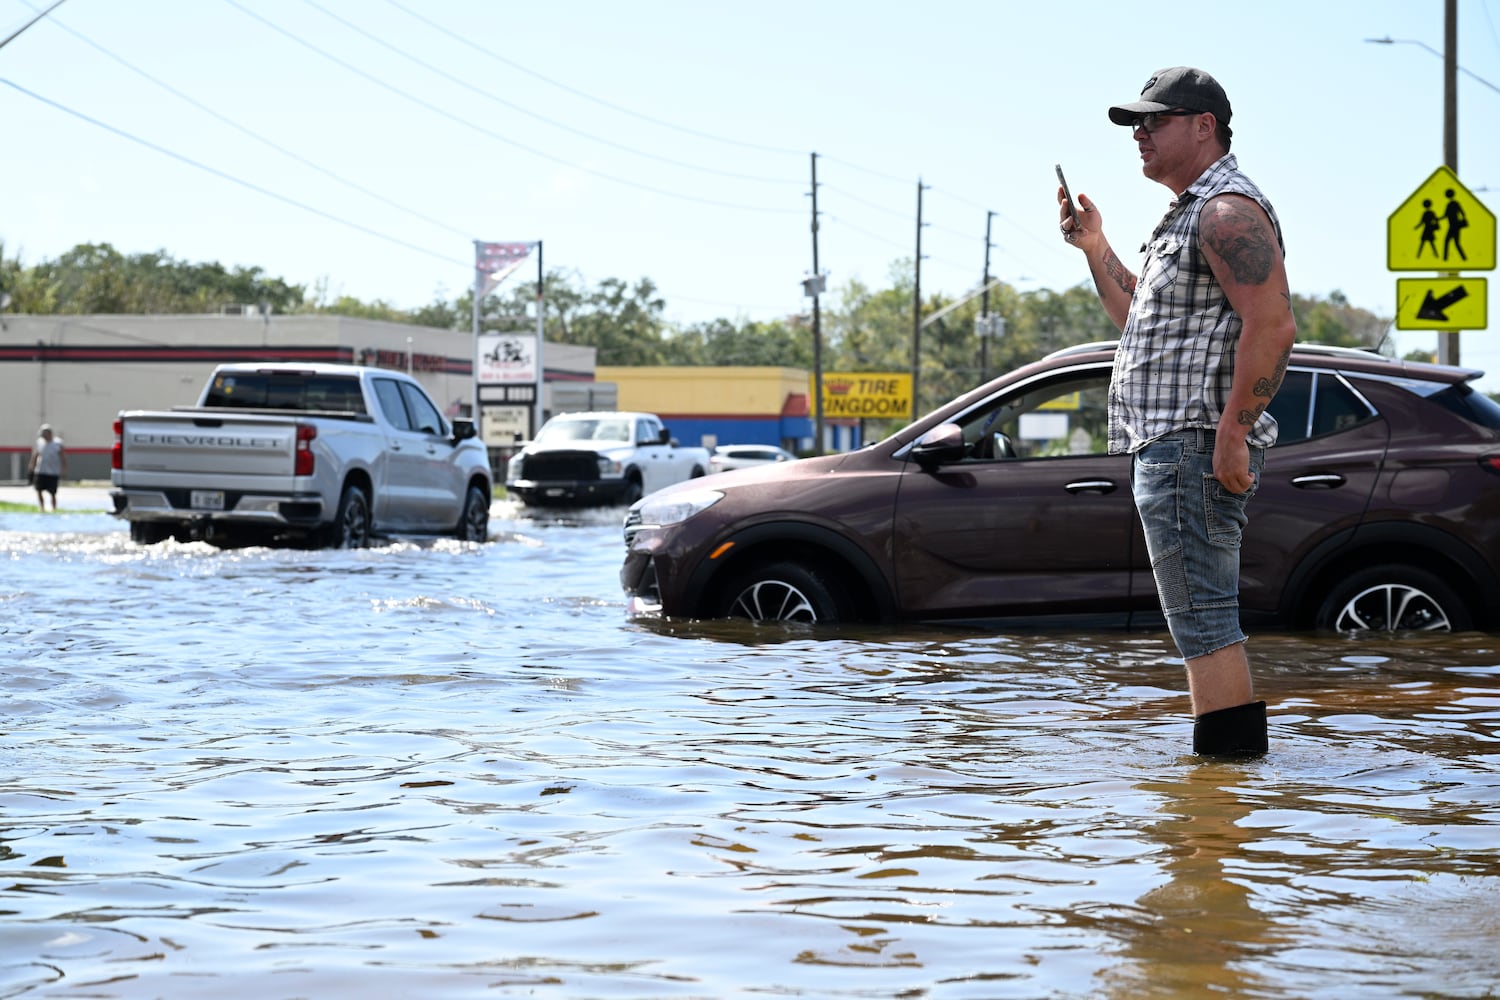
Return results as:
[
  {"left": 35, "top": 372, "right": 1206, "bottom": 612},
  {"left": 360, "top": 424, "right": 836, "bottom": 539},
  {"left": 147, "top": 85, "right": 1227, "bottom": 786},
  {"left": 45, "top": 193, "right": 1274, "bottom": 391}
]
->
[
  {"left": 1387, "top": 166, "right": 1495, "bottom": 272},
  {"left": 813, "top": 372, "right": 912, "bottom": 419},
  {"left": 1395, "top": 277, "right": 1488, "bottom": 331},
  {"left": 480, "top": 405, "right": 531, "bottom": 446}
]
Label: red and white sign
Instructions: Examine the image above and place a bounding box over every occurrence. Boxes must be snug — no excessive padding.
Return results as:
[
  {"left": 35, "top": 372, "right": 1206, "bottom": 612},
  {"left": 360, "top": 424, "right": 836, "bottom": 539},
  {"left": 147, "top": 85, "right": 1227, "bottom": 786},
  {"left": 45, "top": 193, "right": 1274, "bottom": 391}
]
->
[{"left": 477, "top": 333, "right": 536, "bottom": 385}]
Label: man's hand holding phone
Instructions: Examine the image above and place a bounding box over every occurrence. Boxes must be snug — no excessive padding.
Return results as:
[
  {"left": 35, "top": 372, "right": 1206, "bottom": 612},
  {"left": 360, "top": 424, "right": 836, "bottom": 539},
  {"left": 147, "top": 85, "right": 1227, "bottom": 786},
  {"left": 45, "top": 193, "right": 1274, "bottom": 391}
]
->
[{"left": 1055, "top": 164, "right": 1098, "bottom": 248}]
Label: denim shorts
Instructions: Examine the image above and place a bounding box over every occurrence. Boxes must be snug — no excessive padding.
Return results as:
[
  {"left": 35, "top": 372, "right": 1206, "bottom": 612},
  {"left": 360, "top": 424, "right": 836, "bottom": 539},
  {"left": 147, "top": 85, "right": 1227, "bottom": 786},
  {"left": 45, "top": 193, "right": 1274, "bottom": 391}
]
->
[{"left": 1132, "top": 429, "right": 1263, "bottom": 660}]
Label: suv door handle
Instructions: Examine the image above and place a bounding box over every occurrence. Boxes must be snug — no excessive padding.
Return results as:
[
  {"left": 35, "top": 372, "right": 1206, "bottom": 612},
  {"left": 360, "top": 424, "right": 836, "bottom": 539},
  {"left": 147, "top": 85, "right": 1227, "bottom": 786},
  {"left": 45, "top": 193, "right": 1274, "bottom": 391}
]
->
[
  {"left": 1290, "top": 474, "right": 1345, "bottom": 489},
  {"left": 1065, "top": 479, "right": 1117, "bottom": 495}
]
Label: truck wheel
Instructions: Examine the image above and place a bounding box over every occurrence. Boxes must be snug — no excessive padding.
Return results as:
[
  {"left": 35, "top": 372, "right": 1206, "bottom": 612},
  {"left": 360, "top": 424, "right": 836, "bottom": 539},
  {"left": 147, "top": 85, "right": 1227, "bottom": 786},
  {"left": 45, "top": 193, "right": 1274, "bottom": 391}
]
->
[
  {"left": 621, "top": 475, "right": 644, "bottom": 507},
  {"left": 1314, "top": 564, "right": 1471, "bottom": 633},
  {"left": 326, "top": 484, "right": 371, "bottom": 549},
  {"left": 690, "top": 465, "right": 706, "bottom": 478},
  {"left": 129, "top": 522, "right": 173, "bottom": 545},
  {"left": 717, "top": 560, "right": 853, "bottom": 624},
  {"left": 455, "top": 485, "right": 489, "bottom": 542}
]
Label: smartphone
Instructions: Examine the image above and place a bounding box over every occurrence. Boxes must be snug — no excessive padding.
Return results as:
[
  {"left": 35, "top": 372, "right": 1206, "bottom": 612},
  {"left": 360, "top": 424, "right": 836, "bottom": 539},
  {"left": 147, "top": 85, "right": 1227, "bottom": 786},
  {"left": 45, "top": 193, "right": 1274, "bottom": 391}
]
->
[{"left": 1055, "top": 164, "right": 1080, "bottom": 228}]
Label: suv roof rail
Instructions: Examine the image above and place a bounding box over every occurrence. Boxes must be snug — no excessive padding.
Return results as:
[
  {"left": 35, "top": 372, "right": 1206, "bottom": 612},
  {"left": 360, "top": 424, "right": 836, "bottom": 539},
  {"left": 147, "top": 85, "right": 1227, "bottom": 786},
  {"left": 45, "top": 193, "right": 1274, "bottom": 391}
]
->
[
  {"left": 1286, "top": 343, "right": 1387, "bottom": 359},
  {"left": 1041, "top": 340, "right": 1119, "bottom": 361},
  {"left": 1041, "top": 340, "right": 1399, "bottom": 364}
]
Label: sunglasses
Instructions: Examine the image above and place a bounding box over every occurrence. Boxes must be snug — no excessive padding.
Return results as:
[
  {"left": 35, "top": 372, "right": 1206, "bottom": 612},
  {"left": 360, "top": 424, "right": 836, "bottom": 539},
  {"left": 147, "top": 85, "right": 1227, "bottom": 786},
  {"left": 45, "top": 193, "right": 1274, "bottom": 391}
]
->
[{"left": 1128, "top": 109, "right": 1200, "bottom": 133}]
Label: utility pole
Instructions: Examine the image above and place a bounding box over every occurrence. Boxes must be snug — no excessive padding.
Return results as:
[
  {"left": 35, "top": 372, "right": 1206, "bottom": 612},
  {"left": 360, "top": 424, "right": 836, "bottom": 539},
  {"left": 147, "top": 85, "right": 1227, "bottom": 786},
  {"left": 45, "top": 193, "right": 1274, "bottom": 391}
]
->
[
  {"left": 912, "top": 178, "right": 930, "bottom": 415},
  {"left": 534, "top": 240, "right": 545, "bottom": 436},
  {"left": 808, "top": 152, "right": 825, "bottom": 455},
  {"left": 980, "top": 210, "right": 995, "bottom": 383},
  {"left": 1440, "top": 0, "right": 1459, "bottom": 365}
]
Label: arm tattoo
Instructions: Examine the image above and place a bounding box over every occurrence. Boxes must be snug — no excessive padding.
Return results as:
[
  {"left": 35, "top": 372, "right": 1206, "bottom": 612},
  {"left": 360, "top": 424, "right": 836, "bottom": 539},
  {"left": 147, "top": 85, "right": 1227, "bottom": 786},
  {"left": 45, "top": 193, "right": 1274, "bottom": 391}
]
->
[
  {"left": 1240, "top": 347, "right": 1292, "bottom": 425},
  {"left": 1203, "top": 199, "right": 1276, "bottom": 285},
  {"left": 1253, "top": 347, "right": 1291, "bottom": 399},
  {"left": 1102, "top": 247, "right": 1137, "bottom": 297}
]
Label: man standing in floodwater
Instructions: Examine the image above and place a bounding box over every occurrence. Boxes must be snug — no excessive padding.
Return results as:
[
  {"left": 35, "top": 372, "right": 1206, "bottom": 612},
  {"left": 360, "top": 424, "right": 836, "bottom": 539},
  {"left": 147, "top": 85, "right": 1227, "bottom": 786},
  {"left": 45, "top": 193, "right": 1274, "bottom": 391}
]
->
[{"left": 1058, "top": 67, "right": 1297, "bottom": 758}]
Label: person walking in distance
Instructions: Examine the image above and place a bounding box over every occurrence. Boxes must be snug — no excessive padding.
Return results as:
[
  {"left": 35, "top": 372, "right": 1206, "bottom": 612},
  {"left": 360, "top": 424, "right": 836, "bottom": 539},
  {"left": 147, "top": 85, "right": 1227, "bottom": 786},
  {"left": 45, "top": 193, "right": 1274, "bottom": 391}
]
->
[
  {"left": 30, "top": 424, "right": 67, "bottom": 512},
  {"left": 1058, "top": 67, "right": 1297, "bottom": 757}
]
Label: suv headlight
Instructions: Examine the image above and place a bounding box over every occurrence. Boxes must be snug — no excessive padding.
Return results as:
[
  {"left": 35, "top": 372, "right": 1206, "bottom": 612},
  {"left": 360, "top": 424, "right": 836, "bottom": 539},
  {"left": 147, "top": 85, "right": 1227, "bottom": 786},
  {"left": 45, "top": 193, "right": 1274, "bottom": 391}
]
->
[{"left": 634, "top": 489, "right": 723, "bottom": 527}]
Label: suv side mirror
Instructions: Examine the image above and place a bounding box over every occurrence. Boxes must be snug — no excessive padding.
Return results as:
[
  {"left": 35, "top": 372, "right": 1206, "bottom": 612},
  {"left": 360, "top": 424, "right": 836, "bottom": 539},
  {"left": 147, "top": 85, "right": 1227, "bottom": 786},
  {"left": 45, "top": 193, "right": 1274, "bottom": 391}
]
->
[
  {"left": 450, "top": 418, "right": 478, "bottom": 443},
  {"left": 910, "top": 423, "right": 966, "bottom": 468}
]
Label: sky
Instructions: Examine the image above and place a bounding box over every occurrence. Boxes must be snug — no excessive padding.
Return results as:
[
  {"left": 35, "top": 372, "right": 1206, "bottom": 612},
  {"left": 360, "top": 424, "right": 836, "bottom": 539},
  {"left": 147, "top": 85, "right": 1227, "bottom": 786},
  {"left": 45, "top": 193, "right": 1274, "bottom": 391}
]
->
[{"left": 2, "top": 1, "right": 1499, "bottom": 384}]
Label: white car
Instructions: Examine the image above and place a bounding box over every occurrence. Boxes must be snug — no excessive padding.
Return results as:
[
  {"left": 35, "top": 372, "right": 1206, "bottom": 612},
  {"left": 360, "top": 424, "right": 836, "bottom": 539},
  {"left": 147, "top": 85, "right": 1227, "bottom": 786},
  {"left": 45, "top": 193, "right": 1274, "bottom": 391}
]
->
[{"left": 709, "top": 444, "right": 797, "bottom": 474}]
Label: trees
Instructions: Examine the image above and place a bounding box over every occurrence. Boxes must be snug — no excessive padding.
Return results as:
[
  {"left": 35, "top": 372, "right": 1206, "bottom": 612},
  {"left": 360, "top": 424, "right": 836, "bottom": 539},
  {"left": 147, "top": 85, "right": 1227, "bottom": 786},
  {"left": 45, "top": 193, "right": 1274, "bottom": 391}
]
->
[
  {"left": 0, "top": 242, "right": 1395, "bottom": 381},
  {"left": 1, "top": 242, "right": 305, "bottom": 315}
]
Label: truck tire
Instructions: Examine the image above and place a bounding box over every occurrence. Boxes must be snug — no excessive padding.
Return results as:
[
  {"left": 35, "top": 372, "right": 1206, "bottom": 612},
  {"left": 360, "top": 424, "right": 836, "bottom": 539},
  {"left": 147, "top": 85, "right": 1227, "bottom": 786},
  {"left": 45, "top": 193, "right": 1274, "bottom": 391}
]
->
[
  {"left": 716, "top": 560, "right": 853, "bottom": 624},
  {"left": 621, "top": 474, "right": 644, "bottom": 507},
  {"left": 1314, "top": 564, "right": 1471, "bottom": 633},
  {"left": 455, "top": 484, "right": 489, "bottom": 542},
  {"left": 325, "top": 483, "right": 371, "bottom": 549},
  {"left": 129, "top": 522, "right": 174, "bottom": 545}
]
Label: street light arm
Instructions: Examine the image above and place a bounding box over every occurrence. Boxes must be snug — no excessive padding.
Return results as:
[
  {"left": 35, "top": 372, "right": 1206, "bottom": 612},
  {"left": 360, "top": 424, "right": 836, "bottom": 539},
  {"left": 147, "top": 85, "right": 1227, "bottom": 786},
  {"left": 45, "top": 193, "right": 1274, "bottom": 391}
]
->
[
  {"left": 920, "top": 278, "right": 1007, "bottom": 329},
  {"left": 1365, "top": 36, "right": 1500, "bottom": 95}
]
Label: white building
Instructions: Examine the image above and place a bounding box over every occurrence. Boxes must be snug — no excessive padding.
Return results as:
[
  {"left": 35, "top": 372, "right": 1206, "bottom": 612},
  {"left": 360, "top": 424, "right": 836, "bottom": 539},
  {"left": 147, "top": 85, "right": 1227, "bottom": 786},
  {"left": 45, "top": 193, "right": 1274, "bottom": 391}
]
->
[{"left": 0, "top": 313, "right": 603, "bottom": 482}]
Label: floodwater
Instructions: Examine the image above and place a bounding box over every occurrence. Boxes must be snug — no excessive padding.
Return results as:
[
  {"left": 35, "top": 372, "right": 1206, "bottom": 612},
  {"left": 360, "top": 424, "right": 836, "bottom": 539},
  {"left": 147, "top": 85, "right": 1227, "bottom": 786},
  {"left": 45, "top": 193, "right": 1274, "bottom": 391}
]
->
[{"left": 2, "top": 497, "right": 1499, "bottom": 1000}]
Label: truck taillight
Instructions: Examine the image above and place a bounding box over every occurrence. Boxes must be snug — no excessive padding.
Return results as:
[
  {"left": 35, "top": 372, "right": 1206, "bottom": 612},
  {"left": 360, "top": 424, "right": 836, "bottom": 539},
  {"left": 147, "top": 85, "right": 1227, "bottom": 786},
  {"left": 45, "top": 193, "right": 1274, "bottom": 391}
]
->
[
  {"left": 295, "top": 423, "right": 316, "bottom": 476},
  {"left": 111, "top": 418, "right": 123, "bottom": 470}
]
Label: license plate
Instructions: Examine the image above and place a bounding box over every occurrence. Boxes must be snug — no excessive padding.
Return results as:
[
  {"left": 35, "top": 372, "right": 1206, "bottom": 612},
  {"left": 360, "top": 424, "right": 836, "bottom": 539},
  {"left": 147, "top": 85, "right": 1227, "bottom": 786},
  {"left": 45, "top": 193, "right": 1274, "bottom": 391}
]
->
[
  {"left": 545, "top": 488, "right": 566, "bottom": 497},
  {"left": 190, "top": 490, "right": 225, "bottom": 510}
]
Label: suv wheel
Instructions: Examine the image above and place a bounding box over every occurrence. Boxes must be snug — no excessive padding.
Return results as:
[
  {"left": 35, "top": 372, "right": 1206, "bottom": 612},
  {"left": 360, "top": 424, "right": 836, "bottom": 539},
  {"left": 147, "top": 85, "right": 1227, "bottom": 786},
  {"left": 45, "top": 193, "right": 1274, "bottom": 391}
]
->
[
  {"left": 1316, "top": 565, "right": 1471, "bottom": 633},
  {"left": 718, "top": 560, "right": 852, "bottom": 624}
]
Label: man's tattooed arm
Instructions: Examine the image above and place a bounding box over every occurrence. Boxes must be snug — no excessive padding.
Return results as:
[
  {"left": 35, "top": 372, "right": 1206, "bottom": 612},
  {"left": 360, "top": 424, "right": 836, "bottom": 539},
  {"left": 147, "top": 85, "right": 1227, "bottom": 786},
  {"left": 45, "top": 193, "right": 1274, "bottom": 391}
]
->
[
  {"left": 1237, "top": 346, "right": 1292, "bottom": 427},
  {"left": 1202, "top": 199, "right": 1276, "bottom": 285},
  {"left": 1099, "top": 246, "right": 1137, "bottom": 298}
]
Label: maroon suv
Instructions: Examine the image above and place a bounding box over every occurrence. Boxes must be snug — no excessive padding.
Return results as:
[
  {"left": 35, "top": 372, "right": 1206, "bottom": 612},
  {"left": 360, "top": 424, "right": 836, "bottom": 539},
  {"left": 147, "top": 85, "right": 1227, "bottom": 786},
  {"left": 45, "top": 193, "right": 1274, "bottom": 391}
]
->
[{"left": 622, "top": 343, "right": 1500, "bottom": 634}]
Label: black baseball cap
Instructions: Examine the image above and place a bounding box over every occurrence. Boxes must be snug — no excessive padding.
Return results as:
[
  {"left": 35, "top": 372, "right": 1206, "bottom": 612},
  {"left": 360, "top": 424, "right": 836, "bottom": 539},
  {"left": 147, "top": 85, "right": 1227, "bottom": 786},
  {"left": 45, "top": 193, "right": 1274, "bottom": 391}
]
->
[{"left": 1108, "top": 67, "right": 1232, "bottom": 126}]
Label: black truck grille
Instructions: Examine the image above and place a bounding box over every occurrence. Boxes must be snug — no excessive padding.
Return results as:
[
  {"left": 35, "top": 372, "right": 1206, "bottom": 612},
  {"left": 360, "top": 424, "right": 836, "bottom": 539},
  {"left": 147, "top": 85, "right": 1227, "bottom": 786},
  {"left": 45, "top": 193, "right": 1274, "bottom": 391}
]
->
[{"left": 522, "top": 451, "right": 601, "bottom": 481}]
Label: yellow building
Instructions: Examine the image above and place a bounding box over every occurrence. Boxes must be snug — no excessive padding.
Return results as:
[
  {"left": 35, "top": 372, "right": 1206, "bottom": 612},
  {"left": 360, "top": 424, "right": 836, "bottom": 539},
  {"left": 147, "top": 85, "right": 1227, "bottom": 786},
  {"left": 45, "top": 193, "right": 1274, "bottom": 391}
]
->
[{"left": 597, "top": 365, "right": 859, "bottom": 453}]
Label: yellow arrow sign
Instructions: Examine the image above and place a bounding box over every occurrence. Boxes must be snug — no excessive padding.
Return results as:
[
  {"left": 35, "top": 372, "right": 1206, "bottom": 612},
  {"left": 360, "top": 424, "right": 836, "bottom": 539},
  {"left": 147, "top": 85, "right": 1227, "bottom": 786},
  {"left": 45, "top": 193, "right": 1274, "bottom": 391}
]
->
[
  {"left": 1395, "top": 277, "right": 1488, "bottom": 331},
  {"left": 1388, "top": 166, "right": 1495, "bottom": 271}
]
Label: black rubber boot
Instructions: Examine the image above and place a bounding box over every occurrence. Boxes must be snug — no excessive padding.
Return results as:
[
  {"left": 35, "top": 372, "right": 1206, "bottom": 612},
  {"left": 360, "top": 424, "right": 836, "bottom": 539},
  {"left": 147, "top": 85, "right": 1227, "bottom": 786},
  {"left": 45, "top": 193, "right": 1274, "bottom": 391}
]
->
[{"left": 1192, "top": 700, "right": 1268, "bottom": 758}]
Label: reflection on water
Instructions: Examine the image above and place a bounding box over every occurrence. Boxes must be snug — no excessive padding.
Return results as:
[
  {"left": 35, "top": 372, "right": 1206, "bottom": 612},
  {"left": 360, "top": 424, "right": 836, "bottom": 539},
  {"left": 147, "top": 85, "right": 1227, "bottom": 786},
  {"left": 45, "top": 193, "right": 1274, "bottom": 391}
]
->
[{"left": 1, "top": 501, "right": 1498, "bottom": 998}]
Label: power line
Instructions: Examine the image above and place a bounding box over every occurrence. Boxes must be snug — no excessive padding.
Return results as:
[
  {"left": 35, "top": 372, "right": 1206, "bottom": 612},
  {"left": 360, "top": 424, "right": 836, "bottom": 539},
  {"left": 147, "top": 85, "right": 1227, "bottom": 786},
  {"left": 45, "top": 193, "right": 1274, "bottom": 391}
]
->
[
  {"left": 380, "top": 0, "right": 808, "bottom": 158},
  {"left": 0, "top": 78, "right": 472, "bottom": 269},
  {"left": 303, "top": 0, "right": 800, "bottom": 187},
  {"left": 223, "top": 0, "right": 801, "bottom": 215},
  {"left": 0, "top": 0, "right": 62, "bottom": 51},
  {"left": 25, "top": 0, "right": 472, "bottom": 240}
]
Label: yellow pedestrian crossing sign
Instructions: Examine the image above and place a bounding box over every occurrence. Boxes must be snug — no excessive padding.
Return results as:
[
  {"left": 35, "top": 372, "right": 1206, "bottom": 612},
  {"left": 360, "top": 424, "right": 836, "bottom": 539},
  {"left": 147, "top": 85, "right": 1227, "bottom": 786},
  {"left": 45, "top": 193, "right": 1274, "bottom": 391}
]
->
[
  {"left": 1388, "top": 166, "right": 1495, "bottom": 271},
  {"left": 1395, "top": 277, "right": 1487, "bottom": 331}
]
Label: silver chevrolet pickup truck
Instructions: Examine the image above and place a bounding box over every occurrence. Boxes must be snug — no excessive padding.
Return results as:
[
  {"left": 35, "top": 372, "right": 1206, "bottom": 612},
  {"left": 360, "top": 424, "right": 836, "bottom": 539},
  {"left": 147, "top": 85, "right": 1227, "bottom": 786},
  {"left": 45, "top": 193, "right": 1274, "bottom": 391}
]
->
[{"left": 110, "top": 363, "right": 492, "bottom": 548}]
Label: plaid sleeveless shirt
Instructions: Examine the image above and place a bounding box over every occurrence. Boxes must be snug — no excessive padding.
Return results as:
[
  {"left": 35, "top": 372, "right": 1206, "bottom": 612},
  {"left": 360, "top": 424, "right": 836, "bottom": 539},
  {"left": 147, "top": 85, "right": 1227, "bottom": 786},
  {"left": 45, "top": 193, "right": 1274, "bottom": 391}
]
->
[{"left": 1107, "top": 154, "right": 1286, "bottom": 455}]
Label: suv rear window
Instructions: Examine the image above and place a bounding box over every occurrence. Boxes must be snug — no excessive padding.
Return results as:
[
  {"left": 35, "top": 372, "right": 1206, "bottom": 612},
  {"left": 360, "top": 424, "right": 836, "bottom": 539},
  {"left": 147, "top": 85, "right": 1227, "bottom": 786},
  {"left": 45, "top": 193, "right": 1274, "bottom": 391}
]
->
[
  {"left": 1265, "top": 370, "right": 1374, "bottom": 444},
  {"left": 203, "top": 373, "right": 367, "bottom": 413},
  {"left": 1426, "top": 382, "right": 1500, "bottom": 430}
]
